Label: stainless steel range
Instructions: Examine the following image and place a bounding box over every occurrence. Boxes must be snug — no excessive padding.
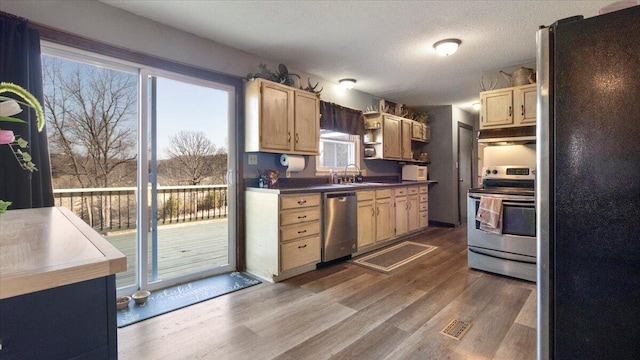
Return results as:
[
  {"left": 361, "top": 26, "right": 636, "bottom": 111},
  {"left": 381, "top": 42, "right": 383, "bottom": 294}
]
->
[{"left": 467, "top": 165, "right": 536, "bottom": 282}]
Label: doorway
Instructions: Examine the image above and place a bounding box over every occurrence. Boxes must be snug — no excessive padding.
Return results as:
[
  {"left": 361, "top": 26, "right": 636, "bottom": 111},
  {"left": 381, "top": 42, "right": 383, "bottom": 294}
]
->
[
  {"left": 137, "top": 70, "right": 237, "bottom": 292},
  {"left": 458, "top": 123, "right": 474, "bottom": 224}
]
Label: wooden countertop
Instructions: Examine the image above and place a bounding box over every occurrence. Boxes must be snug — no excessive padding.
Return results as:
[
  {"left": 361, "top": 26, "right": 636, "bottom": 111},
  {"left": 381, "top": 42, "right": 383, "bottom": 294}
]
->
[{"left": 0, "top": 207, "right": 127, "bottom": 300}]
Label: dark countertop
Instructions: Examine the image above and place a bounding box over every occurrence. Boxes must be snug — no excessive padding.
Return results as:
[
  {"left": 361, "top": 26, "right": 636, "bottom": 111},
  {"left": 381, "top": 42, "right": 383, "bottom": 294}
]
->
[{"left": 246, "top": 180, "right": 438, "bottom": 194}]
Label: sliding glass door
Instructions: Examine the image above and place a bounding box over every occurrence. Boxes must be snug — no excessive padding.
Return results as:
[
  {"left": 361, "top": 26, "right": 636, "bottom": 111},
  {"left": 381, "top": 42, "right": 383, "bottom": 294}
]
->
[
  {"left": 139, "top": 70, "right": 236, "bottom": 291},
  {"left": 43, "top": 44, "right": 237, "bottom": 296}
]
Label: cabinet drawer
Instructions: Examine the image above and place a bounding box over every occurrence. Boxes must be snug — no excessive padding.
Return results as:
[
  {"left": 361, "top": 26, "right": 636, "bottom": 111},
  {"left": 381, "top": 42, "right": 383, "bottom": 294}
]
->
[
  {"left": 394, "top": 187, "right": 407, "bottom": 196},
  {"left": 280, "top": 208, "right": 320, "bottom": 226},
  {"left": 281, "top": 221, "right": 320, "bottom": 242},
  {"left": 375, "top": 189, "right": 392, "bottom": 199},
  {"left": 357, "top": 190, "right": 375, "bottom": 201},
  {"left": 419, "top": 194, "right": 428, "bottom": 203},
  {"left": 280, "top": 194, "right": 320, "bottom": 210},
  {"left": 408, "top": 186, "right": 419, "bottom": 195},
  {"left": 419, "top": 185, "right": 427, "bottom": 194},
  {"left": 419, "top": 202, "right": 428, "bottom": 211},
  {"left": 420, "top": 211, "right": 428, "bottom": 228},
  {"left": 281, "top": 236, "right": 320, "bottom": 272}
]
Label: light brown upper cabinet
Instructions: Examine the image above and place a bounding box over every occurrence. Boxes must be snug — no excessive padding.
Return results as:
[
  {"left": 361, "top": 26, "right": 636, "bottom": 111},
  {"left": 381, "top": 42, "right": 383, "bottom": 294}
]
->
[
  {"left": 514, "top": 84, "right": 537, "bottom": 125},
  {"left": 479, "top": 84, "right": 537, "bottom": 129},
  {"left": 364, "top": 113, "right": 425, "bottom": 161},
  {"left": 382, "top": 115, "right": 402, "bottom": 159},
  {"left": 245, "top": 78, "right": 320, "bottom": 155},
  {"left": 401, "top": 120, "right": 413, "bottom": 161},
  {"left": 411, "top": 122, "right": 430, "bottom": 142}
]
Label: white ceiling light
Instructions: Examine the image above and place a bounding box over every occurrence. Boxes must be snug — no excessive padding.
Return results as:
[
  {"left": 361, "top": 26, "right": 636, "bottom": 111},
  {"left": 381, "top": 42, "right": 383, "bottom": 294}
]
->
[
  {"left": 472, "top": 102, "right": 481, "bottom": 111},
  {"left": 339, "top": 78, "right": 357, "bottom": 89},
  {"left": 433, "top": 38, "right": 462, "bottom": 56}
]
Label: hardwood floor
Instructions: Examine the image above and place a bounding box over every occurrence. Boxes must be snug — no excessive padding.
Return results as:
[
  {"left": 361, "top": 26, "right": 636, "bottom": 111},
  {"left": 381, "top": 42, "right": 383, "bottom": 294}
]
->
[{"left": 117, "top": 225, "right": 536, "bottom": 359}]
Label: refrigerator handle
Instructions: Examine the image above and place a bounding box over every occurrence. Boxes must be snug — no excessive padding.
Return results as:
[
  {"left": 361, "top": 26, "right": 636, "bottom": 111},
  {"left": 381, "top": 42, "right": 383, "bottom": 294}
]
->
[{"left": 536, "top": 24, "right": 552, "bottom": 360}]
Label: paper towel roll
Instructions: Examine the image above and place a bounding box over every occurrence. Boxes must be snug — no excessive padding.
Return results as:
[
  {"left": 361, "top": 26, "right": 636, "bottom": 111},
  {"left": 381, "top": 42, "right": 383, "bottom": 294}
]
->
[{"left": 280, "top": 154, "right": 305, "bottom": 172}]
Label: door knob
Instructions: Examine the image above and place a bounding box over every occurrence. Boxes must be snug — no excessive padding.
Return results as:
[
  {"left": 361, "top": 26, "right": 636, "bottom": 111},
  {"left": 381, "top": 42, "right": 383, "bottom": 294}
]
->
[{"left": 459, "top": 179, "right": 464, "bottom": 182}]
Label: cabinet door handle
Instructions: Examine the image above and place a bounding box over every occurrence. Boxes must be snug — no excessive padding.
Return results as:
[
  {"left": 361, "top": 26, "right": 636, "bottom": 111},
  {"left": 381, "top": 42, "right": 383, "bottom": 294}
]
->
[
  {"left": 287, "top": 132, "right": 291, "bottom": 143},
  {"left": 521, "top": 104, "right": 525, "bottom": 116},
  {"left": 297, "top": 229, "right": 307, "bottom": 234},
  {"left": 508, "top": 106, "right": 512, "bottom": 117},
  {"left": 298, "top": 244, "right": 307, "bottom": 249},
  {"left": 295, "top": 133, "right": 299, "bottom": 143},
  {"left": 297, "top": 199, "right": 307, "bottom": 205},
  {"left": 371, "top": 207, "right": 375, "bottom": 217},
  {"left": 297, "top": 215, "right": 307, "bottom": 219},
  {"left": 376, "top": 207, "right": 380, "bottom": 216}
]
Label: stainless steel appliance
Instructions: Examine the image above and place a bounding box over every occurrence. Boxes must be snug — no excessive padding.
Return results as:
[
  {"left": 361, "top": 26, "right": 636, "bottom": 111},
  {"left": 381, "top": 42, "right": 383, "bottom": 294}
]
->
[
  {"left": 467, "top": 165, "right": 536, "bottom": 282},
  {"left": 322, "top": 191, "right": 357, "bottom": 262},
  {"left": 537, "top": 6, "right": 640, "bottom": 359}
]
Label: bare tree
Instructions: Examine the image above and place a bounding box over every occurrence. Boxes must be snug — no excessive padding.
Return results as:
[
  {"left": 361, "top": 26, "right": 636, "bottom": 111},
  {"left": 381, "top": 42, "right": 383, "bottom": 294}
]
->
[
  {"left": 161, "top": 131, "right": 226, "bottom": 185},
  {"left": 43, "top": 57, "right": 137, "bottom": 188}
]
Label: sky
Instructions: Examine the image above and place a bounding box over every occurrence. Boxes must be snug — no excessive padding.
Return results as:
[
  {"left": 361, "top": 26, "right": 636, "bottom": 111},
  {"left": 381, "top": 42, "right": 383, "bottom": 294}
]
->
[
  {"left": 155, "top": 77, "right": 229, "bottom": 159},
  {"left": 42, "top": 54, "right": 230, "bottom": 161}
]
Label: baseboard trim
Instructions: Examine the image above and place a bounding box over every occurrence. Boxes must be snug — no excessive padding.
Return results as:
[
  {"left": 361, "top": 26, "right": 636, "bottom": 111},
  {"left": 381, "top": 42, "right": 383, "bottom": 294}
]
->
[{"left": 429, "top": 220, "right": 457, "bottom": 228}]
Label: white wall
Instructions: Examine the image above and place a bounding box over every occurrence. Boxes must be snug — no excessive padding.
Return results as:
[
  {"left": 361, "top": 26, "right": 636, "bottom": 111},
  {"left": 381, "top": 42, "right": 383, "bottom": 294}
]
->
[
  {"left": 1, "top": 0, "right": 389, "bottom": 180},
  {"left": 0, "top": 0, "right": 377, "bottom": 111}
]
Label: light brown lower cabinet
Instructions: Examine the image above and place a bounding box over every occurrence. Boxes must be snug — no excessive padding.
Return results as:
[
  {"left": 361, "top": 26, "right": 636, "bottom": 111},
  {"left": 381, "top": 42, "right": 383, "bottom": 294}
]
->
[
  {"left": 357, "top": 185, "right": 428, "bottom": 251},
  {"left": 419, "top": 185, "right": 429, "bottom": 228},
  {"left": 246, "top": 191, "right": 321, "bottom": 282}
]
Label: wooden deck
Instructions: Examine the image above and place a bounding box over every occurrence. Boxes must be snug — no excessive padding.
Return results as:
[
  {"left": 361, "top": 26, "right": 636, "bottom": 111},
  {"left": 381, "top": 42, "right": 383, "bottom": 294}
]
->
[{"left": 105, "top": 219, "right": 229, "bottom": 288}]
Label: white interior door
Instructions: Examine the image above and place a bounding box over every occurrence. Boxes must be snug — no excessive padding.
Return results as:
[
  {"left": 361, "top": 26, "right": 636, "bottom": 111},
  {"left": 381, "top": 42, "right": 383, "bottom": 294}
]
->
[{"left": 458, "top": 123, "right": 473, "bottom": 224}]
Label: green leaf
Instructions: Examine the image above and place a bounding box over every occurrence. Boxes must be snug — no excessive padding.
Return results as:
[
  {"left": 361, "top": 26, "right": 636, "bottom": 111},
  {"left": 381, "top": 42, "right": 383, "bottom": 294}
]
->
[
  {"left": 17, "top": 138, "right": 28, "bottom": 148},
  {"left": 0, "top": 200, "right": 11, "bottom": 214},
  {"left": 0, "top": 115, "right": 27, "bottom": 124}
]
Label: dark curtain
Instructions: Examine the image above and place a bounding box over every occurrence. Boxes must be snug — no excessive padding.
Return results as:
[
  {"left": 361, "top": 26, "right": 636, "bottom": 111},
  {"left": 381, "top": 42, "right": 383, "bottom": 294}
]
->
[
  {"left": 320, "top": 100, "right": 366, "bottom": 135},
  {"left": 0, "top": 13, "right": 54, "bottom": 209}
]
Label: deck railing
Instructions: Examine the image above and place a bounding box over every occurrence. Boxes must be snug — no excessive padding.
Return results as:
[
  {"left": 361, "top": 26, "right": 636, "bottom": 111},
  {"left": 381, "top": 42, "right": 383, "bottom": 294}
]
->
[{"left": 53, "top": 185, "right": 228, "bottom": 233}]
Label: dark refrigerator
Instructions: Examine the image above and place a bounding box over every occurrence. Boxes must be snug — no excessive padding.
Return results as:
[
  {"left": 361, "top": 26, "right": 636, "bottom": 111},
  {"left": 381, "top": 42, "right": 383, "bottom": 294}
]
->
[{"left": 536, "top": 5, "right": 640, "bottom": 360}]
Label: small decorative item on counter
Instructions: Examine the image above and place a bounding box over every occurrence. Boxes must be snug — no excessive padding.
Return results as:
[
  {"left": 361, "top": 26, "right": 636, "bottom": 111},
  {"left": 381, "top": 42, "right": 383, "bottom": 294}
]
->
[
  {"left": 267, "top": 170, "right": 280, "bottom": 188},
  {"left": 258, "top": 169, "right": 280, "bottom": 188}
]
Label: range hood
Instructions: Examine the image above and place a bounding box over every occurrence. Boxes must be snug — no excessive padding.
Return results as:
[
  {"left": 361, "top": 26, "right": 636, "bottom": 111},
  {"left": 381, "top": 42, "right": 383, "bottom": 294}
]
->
[{"left": 477, "top": 126, "right": 536, "bottom": 145}]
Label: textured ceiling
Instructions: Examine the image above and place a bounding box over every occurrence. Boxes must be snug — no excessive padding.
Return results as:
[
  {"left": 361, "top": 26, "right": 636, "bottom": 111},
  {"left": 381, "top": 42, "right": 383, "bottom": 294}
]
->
[{"left": 100, "top": 0, "right": 614, "bottom": 111}]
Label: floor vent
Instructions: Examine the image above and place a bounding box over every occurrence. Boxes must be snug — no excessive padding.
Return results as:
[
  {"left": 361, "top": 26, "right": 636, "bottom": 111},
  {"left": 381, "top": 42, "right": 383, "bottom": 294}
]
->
[{"left": 440, "top": 319, "right": 472, "bottom": 340}]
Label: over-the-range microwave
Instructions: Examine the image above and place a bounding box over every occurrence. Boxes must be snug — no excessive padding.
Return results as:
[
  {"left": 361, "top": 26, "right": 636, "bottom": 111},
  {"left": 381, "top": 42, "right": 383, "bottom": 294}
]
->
[{"left": 402, "top": 165, "right": 427, "bottom": 181}]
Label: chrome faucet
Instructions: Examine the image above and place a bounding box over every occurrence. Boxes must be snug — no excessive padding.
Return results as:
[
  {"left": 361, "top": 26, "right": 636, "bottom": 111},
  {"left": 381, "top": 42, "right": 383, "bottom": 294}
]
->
[{"left": 343, "top": 163, "right": 362, "bottom": 183}]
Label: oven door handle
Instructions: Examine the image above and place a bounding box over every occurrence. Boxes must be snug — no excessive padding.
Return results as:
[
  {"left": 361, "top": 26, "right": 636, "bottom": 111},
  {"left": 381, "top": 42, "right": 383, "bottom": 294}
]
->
[
  {"left": 468, "top": 247, "right": 537, "bottom": 264},
  {"left": 502, "top": 201, "right": 535, "bottom": 207},
  {"left": 469, "top": 195, "right": 535, "bottom": 204}
]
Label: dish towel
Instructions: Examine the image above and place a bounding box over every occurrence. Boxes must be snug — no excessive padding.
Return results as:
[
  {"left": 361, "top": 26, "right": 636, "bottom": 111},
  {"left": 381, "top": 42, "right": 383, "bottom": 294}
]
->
[{"left": 476, "top": 197, "right": 503, "bottom": 234}]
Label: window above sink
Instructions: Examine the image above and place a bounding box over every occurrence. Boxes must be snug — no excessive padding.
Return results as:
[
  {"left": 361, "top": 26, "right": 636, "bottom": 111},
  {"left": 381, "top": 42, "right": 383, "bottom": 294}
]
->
[{"left": 315, "top": 130, "right": 361, "bottom": 175}]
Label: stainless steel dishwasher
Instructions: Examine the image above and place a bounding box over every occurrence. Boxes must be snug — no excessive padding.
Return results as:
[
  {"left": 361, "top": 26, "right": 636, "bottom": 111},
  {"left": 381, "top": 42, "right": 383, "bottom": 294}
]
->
[{"left": 322, "top": 191, "right": 357, "bottom": 262}]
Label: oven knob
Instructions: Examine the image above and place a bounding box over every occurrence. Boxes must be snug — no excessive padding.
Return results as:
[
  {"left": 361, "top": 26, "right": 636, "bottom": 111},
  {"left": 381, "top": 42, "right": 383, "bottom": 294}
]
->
[
  {"left": 485, "top": 169, "right": 491, "bottom": 175},
  {"left": 492, "top": 170, "right": 498, "bottom": 175}
]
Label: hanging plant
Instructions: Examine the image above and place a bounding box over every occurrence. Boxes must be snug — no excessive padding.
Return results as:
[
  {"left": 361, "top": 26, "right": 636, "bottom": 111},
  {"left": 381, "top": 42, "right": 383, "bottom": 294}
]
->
[{"left": 0, "top": 82, "right": 45, "bottom": 214}]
